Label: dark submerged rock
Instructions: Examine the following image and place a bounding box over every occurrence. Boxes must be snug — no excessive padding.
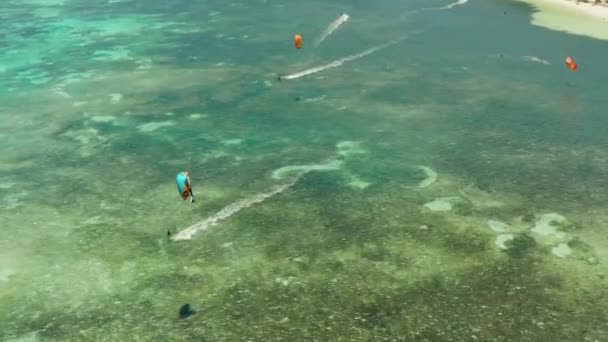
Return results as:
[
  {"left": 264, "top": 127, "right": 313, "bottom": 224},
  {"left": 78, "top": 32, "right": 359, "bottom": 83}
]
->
[{"left": 179, "top": 304, "right": 196, "bottom": 319}]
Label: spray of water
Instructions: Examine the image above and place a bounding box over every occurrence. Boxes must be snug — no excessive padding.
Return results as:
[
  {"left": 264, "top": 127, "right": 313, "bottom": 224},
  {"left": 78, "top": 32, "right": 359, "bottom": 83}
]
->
[
  {"left": 172, "top": 142, "right": 364, "bottom": 241},
  {"left": 279, "top": 36, "right": 408, "bottom": 81},
  {"left": 172, "top": 178, "right": 299, "bottom": 241},
  {"left": 423, "top": 0, "right": 469, "bottom": 11},
  {"left": 314, "top": 13, "right": 350, "bottom": 47}
]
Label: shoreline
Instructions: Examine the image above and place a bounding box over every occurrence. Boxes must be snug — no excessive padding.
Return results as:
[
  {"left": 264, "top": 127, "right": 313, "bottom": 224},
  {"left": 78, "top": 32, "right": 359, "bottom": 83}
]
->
[
  {"left": 531, "top": 0, "right": 608, "bottom": 20},
  {"left": 515, "top": 0, "right": 608, "bottom": 41}
]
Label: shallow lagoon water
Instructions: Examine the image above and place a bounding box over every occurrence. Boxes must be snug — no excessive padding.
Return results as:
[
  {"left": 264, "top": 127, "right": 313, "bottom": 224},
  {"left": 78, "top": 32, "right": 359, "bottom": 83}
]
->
[{"left": 2, "top": 0, "right": 608, "bottom": 340}]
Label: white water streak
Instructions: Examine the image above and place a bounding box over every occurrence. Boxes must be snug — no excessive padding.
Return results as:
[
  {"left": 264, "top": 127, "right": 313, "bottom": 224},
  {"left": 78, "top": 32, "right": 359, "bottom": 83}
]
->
[
  {"left": 522, "top": 56, "right": 551, "bottom": 65},
  {"left": 314, "top": 13, "right": 350, "bottom": 47},
  {"left": 423, "top": 0, "right": 468, "bottom": 11},
  {"left": 280, "top": 37, "right": 407, "bottom": 81},
  {"left": 172, "top": 141, "right": 368, "bottom": 241},
  {"left": 172, "top": 179, "right": 298, "bottom": 241},
  {"left": 400, "top": 1, "right": 467, "bottom": 21},
  {"left": 173, "top": 154, "right": 349, "bottom": 241}
]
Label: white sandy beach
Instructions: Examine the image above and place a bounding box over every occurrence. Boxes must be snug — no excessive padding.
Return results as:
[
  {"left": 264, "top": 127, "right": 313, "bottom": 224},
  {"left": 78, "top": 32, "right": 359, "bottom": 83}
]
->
[
  {"left": 516, "top": 0, "right": 608, "bottom": 40},
  {"left": 533, "top": 0, "right": 608, "bottom": 19}
]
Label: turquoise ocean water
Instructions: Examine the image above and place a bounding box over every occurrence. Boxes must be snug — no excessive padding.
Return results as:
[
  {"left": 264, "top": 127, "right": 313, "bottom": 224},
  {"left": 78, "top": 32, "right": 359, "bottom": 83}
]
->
[{"left": 2, "top": 0, "right": 608, "bottom": 340}]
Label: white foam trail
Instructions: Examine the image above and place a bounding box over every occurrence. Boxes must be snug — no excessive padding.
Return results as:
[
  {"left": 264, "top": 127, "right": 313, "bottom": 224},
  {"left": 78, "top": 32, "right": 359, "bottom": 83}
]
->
[
  {"left": 314, "top": 13, "right": 350, "bottom": 47},
  {"left": 173, "top": 141, "right": 365, "bottom": 241},
  {"left": 172, "top": 179, "right": 298, "bottom": 241},
  {"left": 279, "top": 37, "right": 407, "bottom": 81},
  {"left": 489, "top": 54, "right": 551, "bottom": 65},
  {"left": 423, "top": 0, "right": 468, "bottom": 11},
  {"left": 522, "top": 56, "right": 551, "bottom": 65},
  {"left": 173, "top": 157, "right": 345, "bottom": 240}
]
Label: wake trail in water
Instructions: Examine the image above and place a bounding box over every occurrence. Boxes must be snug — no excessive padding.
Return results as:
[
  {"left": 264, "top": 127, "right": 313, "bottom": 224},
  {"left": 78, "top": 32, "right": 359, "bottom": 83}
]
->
[
  {"left": 487, "top": 53, "right": 551, "bottom": 65},
  {"left": 172, "top": 156, "right": 344, "bottom": 241},
  {"left": 279, "top": 36, "right": 408, "bottom": 81},
  {"left": 172, "top": 179, "right": 299, "bottom": 241},
  {"left": 423, "top": 0, "right": 469, "bottom": 11},
  {"left": 172, "top": 141, "right": 364, "bottom": 241},
  {"left": 521, "top": 55, "right": 551, "bottom": 65},
  {"left": 399, "top": 1, "right": 468, "bottom": 23},
  {"left": 314, "top": 13, "right": 350, "bottom": 47}
]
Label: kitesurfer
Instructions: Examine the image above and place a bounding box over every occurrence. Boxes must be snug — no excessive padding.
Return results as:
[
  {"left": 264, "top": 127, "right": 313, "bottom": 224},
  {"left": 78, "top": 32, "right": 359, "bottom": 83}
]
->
[{"left": 176, "top": 171, "right": 195, "bottom": 203}]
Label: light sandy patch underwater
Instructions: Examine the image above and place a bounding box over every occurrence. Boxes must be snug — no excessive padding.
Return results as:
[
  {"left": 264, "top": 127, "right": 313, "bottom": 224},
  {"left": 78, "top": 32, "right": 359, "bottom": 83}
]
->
[{"left": 137, "top": 121, "right": 175, "bottom": 132}]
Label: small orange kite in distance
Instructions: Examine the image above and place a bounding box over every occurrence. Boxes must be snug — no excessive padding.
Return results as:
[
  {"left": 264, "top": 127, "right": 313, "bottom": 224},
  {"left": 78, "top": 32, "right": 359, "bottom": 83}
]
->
[
  {"left": 565, "top": 56, "right": 577, "bottom": 71},
  {"left": 294, "top": 34, "right": 302, "bottom": 49}
]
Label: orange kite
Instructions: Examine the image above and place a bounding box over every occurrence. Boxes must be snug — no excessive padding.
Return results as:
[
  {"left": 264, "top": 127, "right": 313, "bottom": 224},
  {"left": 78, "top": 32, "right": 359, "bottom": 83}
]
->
[
  {"left": 294, "top": 34, "right": 302, "bottom": 49},
  {"left": 565, "top": 56, "right": 577, "bottom": 71}
]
